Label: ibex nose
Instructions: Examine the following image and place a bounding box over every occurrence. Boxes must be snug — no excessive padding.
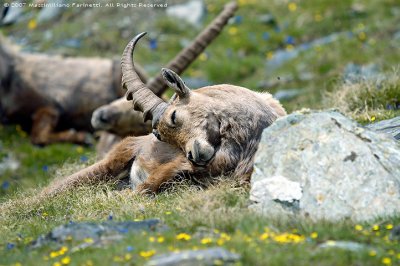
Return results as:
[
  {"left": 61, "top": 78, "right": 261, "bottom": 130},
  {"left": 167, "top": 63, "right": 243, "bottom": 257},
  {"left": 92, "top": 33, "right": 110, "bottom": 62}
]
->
[
  {"left": 91, "top": 108, "right": 113, "bottom": 130},
  {"left": 187, "top": 139, "right": 215, "bottom": 166},
  {"left": 98, "top": 110, "right": 109, "bottom": 123}
]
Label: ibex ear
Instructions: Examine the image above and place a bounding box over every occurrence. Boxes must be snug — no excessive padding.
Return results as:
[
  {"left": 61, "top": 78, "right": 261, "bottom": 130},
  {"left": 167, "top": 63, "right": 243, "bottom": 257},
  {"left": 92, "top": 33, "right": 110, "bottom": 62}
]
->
[{"left": 161, "top": 68, "right": 190, "bottom": 98}]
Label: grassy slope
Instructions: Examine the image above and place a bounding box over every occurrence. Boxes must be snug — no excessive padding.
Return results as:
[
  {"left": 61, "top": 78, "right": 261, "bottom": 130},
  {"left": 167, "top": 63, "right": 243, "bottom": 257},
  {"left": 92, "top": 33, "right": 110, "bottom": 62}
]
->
[{"left": 1, "top": 0, "right": 400, "bottom": 265}]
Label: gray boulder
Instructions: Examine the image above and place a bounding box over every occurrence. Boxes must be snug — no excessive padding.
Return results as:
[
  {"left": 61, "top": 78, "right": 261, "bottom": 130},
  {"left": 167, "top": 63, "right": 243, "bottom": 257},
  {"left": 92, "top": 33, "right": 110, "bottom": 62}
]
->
[
  {"left": 366, "top": 116, "right": 400, "bottom": 141},
  {"left": 250, "top": 110, "right": 400, "bottom": 222}
]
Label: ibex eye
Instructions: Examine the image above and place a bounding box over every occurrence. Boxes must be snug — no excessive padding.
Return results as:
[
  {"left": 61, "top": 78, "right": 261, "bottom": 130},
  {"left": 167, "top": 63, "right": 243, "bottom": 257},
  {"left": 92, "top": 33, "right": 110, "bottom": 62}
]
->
[{"left": 171, "top": 110, "right": 176, "bottom": 125}]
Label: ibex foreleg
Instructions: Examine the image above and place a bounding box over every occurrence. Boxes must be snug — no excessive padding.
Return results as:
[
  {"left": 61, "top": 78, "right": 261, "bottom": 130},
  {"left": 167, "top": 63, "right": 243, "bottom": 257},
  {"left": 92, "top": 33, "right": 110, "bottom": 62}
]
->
[
  {"left": 41, "top": 137, "right": 137, "bottom": 197},
  {"left": 31, "top": 107, "right": 91, "bottom": 145}
]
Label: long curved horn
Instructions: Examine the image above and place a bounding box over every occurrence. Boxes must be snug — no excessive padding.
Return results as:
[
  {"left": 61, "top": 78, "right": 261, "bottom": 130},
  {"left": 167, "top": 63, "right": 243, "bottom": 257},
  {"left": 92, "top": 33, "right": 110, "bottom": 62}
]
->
[
  {"left": 148, "top": 1, "right": 238, "bottom": 96},
  {"left": 121, "top": 32, "right": 167, "bottom": 128}
]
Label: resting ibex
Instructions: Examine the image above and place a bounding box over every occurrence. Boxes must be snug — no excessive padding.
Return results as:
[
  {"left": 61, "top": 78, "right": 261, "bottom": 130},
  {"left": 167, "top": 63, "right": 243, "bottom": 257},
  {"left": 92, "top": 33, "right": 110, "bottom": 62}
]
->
[{"left": 43, "top": 27, "right": 286, "bottom": 196}]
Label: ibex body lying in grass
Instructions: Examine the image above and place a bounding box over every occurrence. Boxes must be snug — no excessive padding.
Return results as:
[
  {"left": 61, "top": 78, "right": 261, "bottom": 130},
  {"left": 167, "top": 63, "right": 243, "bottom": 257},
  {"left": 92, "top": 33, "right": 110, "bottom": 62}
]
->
[{"left": 43, "top": 28, "right": 286, "bottom": 196}]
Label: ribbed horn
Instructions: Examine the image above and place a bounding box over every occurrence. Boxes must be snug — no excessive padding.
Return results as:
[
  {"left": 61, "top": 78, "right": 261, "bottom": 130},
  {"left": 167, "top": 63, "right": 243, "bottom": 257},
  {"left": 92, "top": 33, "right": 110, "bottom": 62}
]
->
[
  {"left": 147, "top": 1, "right": 238, "bottom": 96},
  {"left": 121, "top": 32, "right": 167, "bottom": 128}
]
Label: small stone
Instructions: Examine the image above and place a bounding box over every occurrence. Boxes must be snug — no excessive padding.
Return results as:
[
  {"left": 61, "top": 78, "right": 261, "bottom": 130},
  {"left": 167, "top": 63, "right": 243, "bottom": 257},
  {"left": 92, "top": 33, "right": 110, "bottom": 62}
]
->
[
  {"left": 146, "top": 248, "right": 240, "bottom": 266},
  {"left": 166, "top": 0, "right": 206, "bottom": 26},
  {"left": 318, "top": 241, "right": 366, "bottom": 251},
  {"left": 31, "top": 219, "right": 167, "bottom": 248}
]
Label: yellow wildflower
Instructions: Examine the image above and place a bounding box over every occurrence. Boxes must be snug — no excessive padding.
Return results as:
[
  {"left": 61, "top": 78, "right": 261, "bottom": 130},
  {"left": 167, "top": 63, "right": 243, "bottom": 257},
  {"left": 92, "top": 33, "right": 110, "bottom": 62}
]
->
[
  {"left": 266, "top": 52, "right": 274, "bottom": 60},
  {"left": 273, "top": 233, "right": 305, "bottom": 244},
  {"left": 165, "top": 211, "right": 172, "bottom": 215},
  {"left": 358, "top": 32, "right": 366, "bottom": 41},
  {"left": 260, "top": 233, "right": 269, "bottom": 240},
  {"left": 84, "top": 238, "right": 94, "bottom": 244},
  {"left": 199, "top": 53, "right": 208, "bottom": 61},
  {"left": 53, "top": 262, "right": 61, "bottom": 266},
  {"left": 201, "top": 238, "right": 213, "bottom": 244},
  {"left": 382, "top": 257, "right": 391, "bottom": 265},
  {"left": 176, "top": 233, "right": 191, "bottom": 241},
  {"left": 61, "top": 256, "right": 71, "bottom": 265},
  {"left": 220, "top": 233, "right": 231, "bottom": 241},
  {"left": 372, "top": 225, "right": 380, "bottom": 231},
  {"left": 286, "top": 44, "right": 294, "bottom": 51},
  {"left": 149, "top": 236, "right": 155, "bottom": 242},
  {"left": 113, "top": 256, "right": 123, "bottom": 262},
  {"left": 28, "top": 19, "right": 37, "bottom": 30},
  {"left": 50, "top": 251, "right": 60, "bottom": 258},
  {"left": 369, "top": 250, "right": 377, "bottom": 256},
  {"left": 354, "top": 225, "right": 363, "bottom": 231},
  {"left": 76, "top": 146, "right": 84, "bottom": 153},
  {"left": 157, "top": 236, "right": 165, "bottom": 243},
  {"left": 310, "top": 232, "right": 318, "bottom": 239},
  {"left": 370, "top": 116, "right": 376, "bottom": 122},
  {"left": 140, "top": 250, "right": 156, "bottom": 258},
  {"left": 288, "top": 2, "right": 297, "bottom": 12},
  {"left": 124, "top": 254, "right": 132, "bottom": 260},
  {"left": 228, "top": 27, "right": 238, "bottom": 36},
  {"left": 217, "top": 238, "right": 225, "bottom": 246}
]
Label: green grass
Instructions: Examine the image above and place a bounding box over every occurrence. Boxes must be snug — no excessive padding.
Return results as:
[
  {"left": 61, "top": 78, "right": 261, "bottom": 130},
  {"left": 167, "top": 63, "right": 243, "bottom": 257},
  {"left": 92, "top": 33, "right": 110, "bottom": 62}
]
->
[
  {"left": 1, "top": 0, "right": 400, "bottom": 265},
  {"left": 1, "top": 180, "right": 400, "bottom": 266},
  {"left": 324, "top": 71, "right": 400, "bottom": 123}
]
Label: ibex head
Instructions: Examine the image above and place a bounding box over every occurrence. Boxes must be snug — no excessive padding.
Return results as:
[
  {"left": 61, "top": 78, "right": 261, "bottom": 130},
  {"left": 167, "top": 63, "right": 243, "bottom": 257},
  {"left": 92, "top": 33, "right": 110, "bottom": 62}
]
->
[{"left": 121, "top": 32, "right": 220, "bottom": 166}]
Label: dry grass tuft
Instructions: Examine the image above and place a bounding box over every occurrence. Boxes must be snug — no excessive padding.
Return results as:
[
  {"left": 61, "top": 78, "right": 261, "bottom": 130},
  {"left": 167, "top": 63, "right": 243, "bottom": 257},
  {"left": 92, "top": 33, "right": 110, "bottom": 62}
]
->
[{"left": 323, "top": 70, "right": 400, "bottom": 123}]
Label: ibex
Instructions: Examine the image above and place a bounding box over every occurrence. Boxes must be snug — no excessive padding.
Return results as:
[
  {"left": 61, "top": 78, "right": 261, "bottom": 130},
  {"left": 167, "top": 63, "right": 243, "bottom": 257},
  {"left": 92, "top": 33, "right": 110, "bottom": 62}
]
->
[
  {"left": 0, "top": 33, "right": 147, "bottom": 145},
  {"left": 91, "top": 2, "right": 239, "bottom": 156},
  {"left": 42, "top": 28, "right": 286, "bottom": 196}
]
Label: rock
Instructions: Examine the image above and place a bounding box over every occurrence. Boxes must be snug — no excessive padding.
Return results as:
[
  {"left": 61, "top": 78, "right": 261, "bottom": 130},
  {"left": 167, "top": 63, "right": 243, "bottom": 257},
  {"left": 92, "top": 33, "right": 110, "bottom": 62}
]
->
[
  {"left": 37, "top": 0, "right": 67, "bottom": 23},
  {"left": 273, "top": 89, "right": 302, "bottom": 101},
  {"left": 1, "top": 5, "right": 23, "bottom": 25},
  {"left": 250, "top": 110, "right": 400, "bottom": 222},
  {"left": 166, "top": 0, "right": 206, "bottom": 26},
  {"left": 257, "top": 14, "right": 276, "bottom": 26},
  {"left": 366, "top": 116, "right": 400, "bottom": 141},
  {"left": 318, "top": 241, "right": 366, "bottom": 252},
  {"left": 343, "top": 63, "right": 384, "bottom": 84},
  {"left": 251, "top": 175, "right": 302, "bottom": 206},
  {"left": 394, "top": 31, "right": 400, "bottom": 40},
  {"left": 266, "top": 32, "right": 344, "bottom": 69},
  {"left": 60, "top": 38, "right": 81, "bottom": 48},
  {"left": 32, "top": 219, "right": 167, "bottom": 248},
  {"left": 146, "top": 247, "right": 240, "bottom": 266},
  {"left": 0, "top": 154, "right": 20, "bottom": 175},
  {"left": 389, "top": 225, "right": 400, "bottom": 241}
]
